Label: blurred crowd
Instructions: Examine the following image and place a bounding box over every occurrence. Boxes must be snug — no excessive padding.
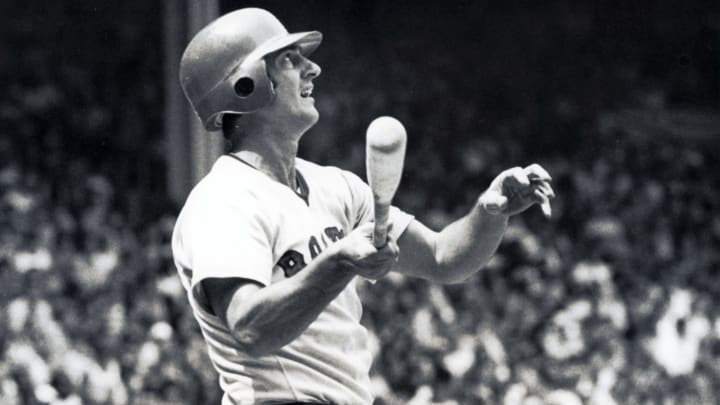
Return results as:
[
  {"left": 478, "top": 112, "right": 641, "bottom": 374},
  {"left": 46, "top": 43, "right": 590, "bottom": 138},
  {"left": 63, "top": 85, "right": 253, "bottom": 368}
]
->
[{"left": 2, "top": 1, "right": 720, "bottom": 404}]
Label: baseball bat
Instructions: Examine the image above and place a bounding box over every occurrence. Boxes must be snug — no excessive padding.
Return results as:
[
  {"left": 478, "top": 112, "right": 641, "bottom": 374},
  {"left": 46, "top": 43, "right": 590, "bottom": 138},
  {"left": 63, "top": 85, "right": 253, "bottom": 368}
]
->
[{"left": 366, "top": 116, "right": 407, "bottom": 248}]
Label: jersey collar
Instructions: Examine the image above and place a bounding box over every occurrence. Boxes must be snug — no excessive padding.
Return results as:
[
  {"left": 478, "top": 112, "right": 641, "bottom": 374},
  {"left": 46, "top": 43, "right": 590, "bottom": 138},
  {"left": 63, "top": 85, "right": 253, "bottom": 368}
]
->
[{"left": 225, "top": 153, "right": 309, "bottom": 205}]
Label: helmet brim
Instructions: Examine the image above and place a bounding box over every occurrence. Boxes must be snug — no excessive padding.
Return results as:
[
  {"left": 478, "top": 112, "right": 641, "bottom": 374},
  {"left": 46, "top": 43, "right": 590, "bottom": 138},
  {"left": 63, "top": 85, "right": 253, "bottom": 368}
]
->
[{"left": 242, "top": 30, "right": 322, "bottom": 68}]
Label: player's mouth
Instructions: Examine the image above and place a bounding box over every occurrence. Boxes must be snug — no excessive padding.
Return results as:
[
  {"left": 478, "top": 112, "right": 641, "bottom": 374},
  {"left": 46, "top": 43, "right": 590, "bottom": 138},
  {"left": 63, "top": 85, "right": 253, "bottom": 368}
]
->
[{"left": 300, "top": 86, "right": 313, "bottom": 98}]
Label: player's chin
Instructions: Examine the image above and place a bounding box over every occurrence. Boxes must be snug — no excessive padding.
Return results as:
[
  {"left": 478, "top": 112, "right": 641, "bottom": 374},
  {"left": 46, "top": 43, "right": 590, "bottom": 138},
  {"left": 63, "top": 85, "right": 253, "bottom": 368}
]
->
[
  {"left": 294, "top": 110, "right": 319, "bottom": 133},
  {"left": 303, "top": 106, "right": 320, "bottom": 125}
]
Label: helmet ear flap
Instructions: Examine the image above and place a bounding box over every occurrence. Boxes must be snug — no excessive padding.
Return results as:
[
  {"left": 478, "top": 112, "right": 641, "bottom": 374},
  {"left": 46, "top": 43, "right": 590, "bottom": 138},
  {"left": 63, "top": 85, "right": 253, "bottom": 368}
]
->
[
  {"left": 229, "top": 59, "right": 274, "bottom": 108},
  {"left": 198, "top": 59, "right": 275, "bottom": 130}
]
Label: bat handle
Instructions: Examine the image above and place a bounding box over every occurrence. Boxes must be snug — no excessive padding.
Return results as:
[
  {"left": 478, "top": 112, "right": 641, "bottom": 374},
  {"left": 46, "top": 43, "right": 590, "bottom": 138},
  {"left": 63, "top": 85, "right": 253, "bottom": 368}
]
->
[{"left": 373, "top": 202, "right": 390, "bottom": 248}]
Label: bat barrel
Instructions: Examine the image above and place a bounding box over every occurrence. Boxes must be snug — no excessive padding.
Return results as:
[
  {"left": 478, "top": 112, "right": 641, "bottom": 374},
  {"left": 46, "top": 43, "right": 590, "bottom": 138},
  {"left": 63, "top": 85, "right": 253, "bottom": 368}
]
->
[{"left": 366, "top": 116, "right": 407, "bottom": 248}]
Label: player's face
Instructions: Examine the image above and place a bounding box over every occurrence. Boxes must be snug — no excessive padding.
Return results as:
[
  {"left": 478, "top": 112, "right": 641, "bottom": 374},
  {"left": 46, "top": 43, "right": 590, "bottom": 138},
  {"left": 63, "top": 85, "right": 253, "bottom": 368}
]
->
[{"left": 262, "top": 46, "right": 322, "bottom": 130}]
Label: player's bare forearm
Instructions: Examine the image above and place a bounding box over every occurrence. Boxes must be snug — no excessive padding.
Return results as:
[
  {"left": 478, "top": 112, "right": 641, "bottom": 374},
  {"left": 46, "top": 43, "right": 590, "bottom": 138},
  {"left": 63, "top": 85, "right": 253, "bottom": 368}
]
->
[
  {"left": 396, "top": 203, "right": 508, "bottom": 283},
  {"left": 218, "top": 253, "right": 355, "bottom": 357},
  {"left": 205, "top": 223, "right": 397, "bottom": 357},
  {"left": 434, "top": 201, "right": 509, "bottom": 281},
  {"left": 395, "top": 163, "right": 554, "bottom": 283}
]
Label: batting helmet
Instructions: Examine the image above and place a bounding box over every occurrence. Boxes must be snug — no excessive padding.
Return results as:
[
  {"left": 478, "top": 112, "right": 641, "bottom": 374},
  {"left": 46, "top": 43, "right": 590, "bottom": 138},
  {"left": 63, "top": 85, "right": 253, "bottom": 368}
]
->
[{"left": 179, "top": 8, "right": 322, "bottom": 131}]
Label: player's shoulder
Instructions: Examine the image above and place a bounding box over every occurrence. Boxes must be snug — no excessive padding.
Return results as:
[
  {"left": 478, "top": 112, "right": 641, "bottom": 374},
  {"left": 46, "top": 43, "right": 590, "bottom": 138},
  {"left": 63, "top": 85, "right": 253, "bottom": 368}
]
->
[
  {"left": 295, "top": 157, "right": 333, "bottom": 174},
  {"left": 183, "top": 156, "right": 265, "bottom": 209},
  {"left": 296, "top": 158, "right": 369, "bottom": 204},
  {"left": 296, "top": 158, "right": 362, "bottom": 183}
]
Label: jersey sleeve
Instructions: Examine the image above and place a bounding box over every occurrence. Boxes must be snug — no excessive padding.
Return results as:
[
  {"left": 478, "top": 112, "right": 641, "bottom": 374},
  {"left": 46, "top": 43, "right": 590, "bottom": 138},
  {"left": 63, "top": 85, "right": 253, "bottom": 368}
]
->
[
  {"left": 340, "top": 170, "right": 414, "bottom": 241},
  {"left": 177, "top": 195, "right": 274, "bottom": 292}
]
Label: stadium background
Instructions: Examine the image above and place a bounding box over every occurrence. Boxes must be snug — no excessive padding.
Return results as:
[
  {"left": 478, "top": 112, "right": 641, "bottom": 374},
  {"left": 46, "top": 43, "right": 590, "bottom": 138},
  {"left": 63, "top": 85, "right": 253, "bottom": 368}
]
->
[{"left": 1, "top": 0, "right": 719, "bottom": 404}]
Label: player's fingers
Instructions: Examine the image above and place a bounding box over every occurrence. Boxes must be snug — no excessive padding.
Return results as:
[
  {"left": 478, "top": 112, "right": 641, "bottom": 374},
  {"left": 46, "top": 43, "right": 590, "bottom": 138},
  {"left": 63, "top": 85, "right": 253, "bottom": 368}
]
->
[
  {"left": 377, "top": 235, "right": 396, "bottom": 249},
  {"left": 508, "top": 166, "right": 531, "bottom": 187},
  {"left": 383, "top": 240, "right": 400, "bottom": 261},
  {"left": 532, "top": 188, "right": 548, "bottom": 203},
  {"left": 367, "top": 242, "right": 398, "bottom": 275},
  {"left": 533, "top": 189, "right": 552, "bottom": 218},
  {"left": 356, "top": 221, "right": 374, "bottom": 234},
  {"left": 534, "top": 180, "right": 555, "bottom": 199},
  {"left": 525, "top": 163, "right": 552, "bottom": 182}
]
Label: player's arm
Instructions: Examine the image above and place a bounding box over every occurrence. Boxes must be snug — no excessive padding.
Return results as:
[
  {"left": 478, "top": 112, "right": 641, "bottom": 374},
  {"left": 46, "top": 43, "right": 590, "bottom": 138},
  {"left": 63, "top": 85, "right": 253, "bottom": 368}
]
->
[
  {"left": 394, "top": 164, "right": 554, "bottom": 283},
  {"left": 202, "top": 222, "right": 398, "bottom": 357}
]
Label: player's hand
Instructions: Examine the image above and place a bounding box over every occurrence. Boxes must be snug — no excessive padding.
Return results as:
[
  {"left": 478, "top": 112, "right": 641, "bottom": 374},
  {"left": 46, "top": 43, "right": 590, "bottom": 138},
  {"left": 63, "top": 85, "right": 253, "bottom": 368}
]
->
[
  {"left": 329, "top": 222, "right": 399, "bottom": 280},
  {"left": 479, "top": 163, "right": 556, "bottom": 218}
]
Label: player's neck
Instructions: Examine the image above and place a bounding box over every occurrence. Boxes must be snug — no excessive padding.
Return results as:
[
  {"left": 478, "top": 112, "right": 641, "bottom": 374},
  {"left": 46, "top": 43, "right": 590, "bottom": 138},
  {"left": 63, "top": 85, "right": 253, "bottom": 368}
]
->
[
  {"left": 231, "top": 137, "right": 299, "bottom": 188},
  {"left": 228, "top": 114, "right": 311, "bottom": 187}
]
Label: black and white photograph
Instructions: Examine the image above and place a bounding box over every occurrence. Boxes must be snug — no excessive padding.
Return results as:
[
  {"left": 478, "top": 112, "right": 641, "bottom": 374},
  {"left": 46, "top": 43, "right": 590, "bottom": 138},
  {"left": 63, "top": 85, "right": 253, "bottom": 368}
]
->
[{"left": 1, "top": 1, "right": 718, "bottom": 404}]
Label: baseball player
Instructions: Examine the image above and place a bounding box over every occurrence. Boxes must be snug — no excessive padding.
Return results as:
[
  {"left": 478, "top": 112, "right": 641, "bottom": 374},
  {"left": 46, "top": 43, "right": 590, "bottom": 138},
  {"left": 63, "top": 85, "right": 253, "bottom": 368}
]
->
[{"left": 172, "top": 8, "right": 554, "bottom": 405}]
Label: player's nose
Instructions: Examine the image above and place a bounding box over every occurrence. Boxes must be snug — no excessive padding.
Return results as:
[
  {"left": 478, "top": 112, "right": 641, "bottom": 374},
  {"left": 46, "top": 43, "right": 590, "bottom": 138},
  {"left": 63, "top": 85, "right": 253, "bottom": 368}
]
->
[{"left": 302, "top": 57, "right": 321, "bottom": 79}]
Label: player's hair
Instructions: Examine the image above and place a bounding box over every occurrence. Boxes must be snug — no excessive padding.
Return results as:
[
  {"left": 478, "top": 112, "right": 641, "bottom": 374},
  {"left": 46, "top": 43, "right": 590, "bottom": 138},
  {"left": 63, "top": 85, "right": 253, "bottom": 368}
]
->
[{"left": 222, "top": 114, "right": 244, "bottom": 152}]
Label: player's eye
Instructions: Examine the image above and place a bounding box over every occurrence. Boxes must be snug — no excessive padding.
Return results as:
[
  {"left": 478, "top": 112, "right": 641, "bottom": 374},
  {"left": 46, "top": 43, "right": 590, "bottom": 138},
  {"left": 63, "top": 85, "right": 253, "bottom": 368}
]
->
[{"left": 280, "top": 52, "right": 295, "bottom": 68}]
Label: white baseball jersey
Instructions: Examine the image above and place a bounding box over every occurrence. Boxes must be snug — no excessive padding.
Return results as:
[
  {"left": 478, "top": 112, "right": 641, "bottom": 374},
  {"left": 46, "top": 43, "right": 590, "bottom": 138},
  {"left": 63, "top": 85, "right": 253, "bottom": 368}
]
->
[{"left": 172, "top": 155, "right": 413, "bottom": 405}]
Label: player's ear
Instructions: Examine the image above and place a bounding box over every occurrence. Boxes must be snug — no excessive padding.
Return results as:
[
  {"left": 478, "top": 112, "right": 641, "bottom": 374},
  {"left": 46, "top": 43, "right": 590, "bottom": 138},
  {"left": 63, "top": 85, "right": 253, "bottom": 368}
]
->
[{"left": 263, "top": 55, "right": 279, "bottom": 91}]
